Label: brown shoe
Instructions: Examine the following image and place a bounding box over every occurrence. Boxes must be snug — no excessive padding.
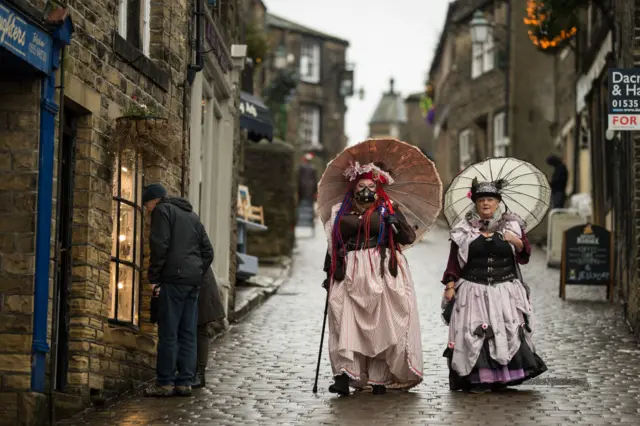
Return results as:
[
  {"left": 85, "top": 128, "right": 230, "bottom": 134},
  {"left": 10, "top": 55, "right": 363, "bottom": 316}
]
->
[
  {"left": 174, "top": 385, "right": 192, "bottom": 397},
  {"left": 144, "top": 384, "right": 174, "bottom": 397}
]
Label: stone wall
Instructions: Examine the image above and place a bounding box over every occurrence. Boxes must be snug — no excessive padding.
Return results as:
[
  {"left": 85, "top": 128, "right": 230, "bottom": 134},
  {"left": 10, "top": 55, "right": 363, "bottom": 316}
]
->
[
  {"left": 244, "top": 141, "right": 296, "bottom": 258},
  {"left": 0, "top": 76, "right": 41, "bottom": 426}
]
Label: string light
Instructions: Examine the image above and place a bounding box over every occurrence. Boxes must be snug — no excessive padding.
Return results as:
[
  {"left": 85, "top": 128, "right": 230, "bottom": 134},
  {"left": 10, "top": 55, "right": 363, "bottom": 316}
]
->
[{"left": 524, "top": 0, "right": 577, "bottom": 51}]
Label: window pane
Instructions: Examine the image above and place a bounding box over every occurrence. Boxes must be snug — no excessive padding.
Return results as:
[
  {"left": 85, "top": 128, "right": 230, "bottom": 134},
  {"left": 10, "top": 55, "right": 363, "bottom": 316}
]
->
[
  {"left": 118, "top": 203, "right": 136, "bottom": 262},
  {"left": 116, "top": 264, "right": 135, "bottom": 323},
  {"left": 120, "top": 153, "right": 136, "bottom": 202},
  {"left": 135, "top": 210, "right": 143, "bottom": 267},
  {"left": 109, "top": 262, "right": 117, "bottom": 319},
  {"left": 133, "top": 270, "right": 140, "bottom": 325},
  {"left": 111, "top": 200, "right": 119, "bottom": 258}
]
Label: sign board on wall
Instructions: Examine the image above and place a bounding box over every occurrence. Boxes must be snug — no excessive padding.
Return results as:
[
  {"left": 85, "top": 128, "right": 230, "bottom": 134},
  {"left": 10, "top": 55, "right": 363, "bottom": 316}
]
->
[
  {"left": 546, "top": 209, "right": 585, "bottom": 267},
  {"left": 0, "top": 2, "right": 52, "bottom": 74},
  {"left": 608, "top": 68, "right": 640, "bottom": 130}
]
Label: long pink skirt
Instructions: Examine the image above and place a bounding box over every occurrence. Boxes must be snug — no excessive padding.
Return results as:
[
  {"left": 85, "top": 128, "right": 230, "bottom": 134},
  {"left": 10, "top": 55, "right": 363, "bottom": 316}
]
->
[{"left": 327, "top": 248, "right": 423, "bottom": 390}]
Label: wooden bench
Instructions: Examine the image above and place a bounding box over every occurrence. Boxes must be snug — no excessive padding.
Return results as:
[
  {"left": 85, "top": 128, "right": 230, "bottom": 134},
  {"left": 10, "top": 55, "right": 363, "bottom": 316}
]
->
[{"left": 236, "top": 185, "right": 268, "bottom": 281}]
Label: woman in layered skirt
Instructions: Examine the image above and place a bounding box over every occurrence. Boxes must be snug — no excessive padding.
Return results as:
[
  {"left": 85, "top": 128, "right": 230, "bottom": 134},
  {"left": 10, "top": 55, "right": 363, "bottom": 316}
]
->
[
  {"left": 323, "top": 162, "right": 423, "bottom": 396},
  {"left": 441, "top": 178, "right": 547, "bottom": 393}
]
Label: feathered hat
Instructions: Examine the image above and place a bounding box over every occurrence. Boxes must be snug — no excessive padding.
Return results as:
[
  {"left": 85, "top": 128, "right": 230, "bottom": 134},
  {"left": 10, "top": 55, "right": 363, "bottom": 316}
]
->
[{"left": 470, "top": 177, "right": 507, "bottom": 202}]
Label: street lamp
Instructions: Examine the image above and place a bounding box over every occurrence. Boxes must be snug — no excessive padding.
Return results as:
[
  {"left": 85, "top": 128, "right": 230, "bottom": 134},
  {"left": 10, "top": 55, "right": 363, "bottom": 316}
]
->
[{"left": 470, "top": 10, "right": 491, "bottom": 45}]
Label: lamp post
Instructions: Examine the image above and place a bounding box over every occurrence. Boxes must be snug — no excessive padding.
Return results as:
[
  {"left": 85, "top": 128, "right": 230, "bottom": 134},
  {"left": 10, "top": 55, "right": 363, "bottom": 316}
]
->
[{"left": 470, "top": 5, "right": 511, "bottom": 157}]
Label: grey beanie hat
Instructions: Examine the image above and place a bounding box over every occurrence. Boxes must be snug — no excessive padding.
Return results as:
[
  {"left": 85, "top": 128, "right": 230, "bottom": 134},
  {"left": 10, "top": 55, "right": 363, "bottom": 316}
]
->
[{"left": 142, "top": 183, "right": 167, "bottom": 204}]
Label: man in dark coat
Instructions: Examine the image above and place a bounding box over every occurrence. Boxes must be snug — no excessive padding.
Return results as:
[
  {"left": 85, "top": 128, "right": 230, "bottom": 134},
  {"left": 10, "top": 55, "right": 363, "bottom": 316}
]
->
[
  {"left": 142, "top": 183, "right": 213, "bottom": 397},
  {"left": 546, "top": 155, "right": 569, "bottom": 209},
  {"left": 192, "top": 267, "right": 226, "bottom": 388}
]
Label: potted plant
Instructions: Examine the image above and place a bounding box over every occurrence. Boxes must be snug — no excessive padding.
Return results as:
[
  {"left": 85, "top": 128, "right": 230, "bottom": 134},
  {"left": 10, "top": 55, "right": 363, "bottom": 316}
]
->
[{"left": 108, "top": 96, "right": 179, "bottom": 165}]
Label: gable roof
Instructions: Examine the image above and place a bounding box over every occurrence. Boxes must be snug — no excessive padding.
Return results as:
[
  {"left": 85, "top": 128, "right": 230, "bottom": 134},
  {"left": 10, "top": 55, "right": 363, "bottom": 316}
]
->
[
  {"left": 266, "top": 14, "right": 349, "bottom": 46},
  {"left": 428, "top": 1, "right": 458, "bottom": 78}
]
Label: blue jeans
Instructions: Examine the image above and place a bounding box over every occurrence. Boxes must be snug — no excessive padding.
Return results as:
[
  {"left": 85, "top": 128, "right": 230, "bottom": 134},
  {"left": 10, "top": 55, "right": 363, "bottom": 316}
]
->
[{"left": 156, "top": 284, "right": 199, "bottom": 386}]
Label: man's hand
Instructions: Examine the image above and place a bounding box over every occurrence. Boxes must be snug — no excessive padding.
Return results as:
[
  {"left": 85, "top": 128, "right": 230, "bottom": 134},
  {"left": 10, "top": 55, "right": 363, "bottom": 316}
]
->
[{"left": 152, "top": 284, "right": 161, "bottom": 295}]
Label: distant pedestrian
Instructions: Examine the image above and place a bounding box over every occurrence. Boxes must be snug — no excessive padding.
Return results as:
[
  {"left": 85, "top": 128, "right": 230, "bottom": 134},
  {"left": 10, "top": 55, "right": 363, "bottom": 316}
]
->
[
  {"left": 297, "top": 153, "right": 318, "bottom": 234},
  {"left": 192, "top": 267, "right": 226, "bottom": 388},
  {"left": 142, "top": 183, "right": 213, "bottom": 397},
  {"left": 546, "top": 155, "right": 568, "bottom": 209}
]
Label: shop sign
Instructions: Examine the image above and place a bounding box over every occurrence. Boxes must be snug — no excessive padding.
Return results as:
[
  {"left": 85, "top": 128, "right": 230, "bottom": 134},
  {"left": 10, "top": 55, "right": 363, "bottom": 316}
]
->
[
  {"left": 608, "top": 68, "right": 640, "bottom": 130},
  {"left": 239, "top": 100, "right": 258, "bottom": 117},
  {"left": 0, "top": 2, "right": 52, "bottom": 74}
]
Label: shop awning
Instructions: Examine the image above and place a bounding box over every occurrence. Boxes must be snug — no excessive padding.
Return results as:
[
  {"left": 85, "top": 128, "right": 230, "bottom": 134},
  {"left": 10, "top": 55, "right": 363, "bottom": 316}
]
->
[{"left": 239, "top": 91, "right": 273, "bottom": 142}]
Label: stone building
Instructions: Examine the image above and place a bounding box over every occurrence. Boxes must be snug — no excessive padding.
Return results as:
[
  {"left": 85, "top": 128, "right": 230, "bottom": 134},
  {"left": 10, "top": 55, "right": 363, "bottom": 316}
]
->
[
  {"left": 426, "top": 0, "right": 575, "bottom": 241},
  {"left": 404, "top": 92, "right": 435, "bottom": 159},
  {"left": 264, "top": 13, "right": 352, "bottom": 161},
  {"left": 368, "top": 78, "right": 407, "bottom": 140},
  {"left": 0, "top": 0, "right": 244, "bottom": 423}
]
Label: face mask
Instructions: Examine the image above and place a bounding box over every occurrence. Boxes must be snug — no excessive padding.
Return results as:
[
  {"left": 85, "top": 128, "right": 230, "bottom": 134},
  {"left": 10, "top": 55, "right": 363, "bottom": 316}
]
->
[{"left": 355, "top": 187, "right": 376, "bottom": 203}]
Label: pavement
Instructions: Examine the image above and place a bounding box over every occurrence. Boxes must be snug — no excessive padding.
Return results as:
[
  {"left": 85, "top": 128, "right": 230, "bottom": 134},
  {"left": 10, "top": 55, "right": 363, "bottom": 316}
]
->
[{"left": 59, "top": 222, "right": 640, "bottom": 425}]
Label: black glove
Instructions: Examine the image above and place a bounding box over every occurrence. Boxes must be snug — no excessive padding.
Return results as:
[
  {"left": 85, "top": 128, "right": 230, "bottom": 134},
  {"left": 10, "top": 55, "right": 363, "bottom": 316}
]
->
[
  {"left": 322, "top": 279, "right": 329, "bottom": 291},
  {"left": 386, "top": 214, "right": 399, "bottom": 226}
]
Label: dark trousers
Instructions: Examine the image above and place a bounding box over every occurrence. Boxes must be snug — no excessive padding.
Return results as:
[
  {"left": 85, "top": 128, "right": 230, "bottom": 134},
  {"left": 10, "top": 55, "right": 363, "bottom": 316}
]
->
[
  {"left": 197, "top": 323, "right": 210, "bottom": 374},
  {"left": 156, "top": 284, "right": 199, "bottom": 386},
  {"left": 551, "top": 191, "right": 566, "bottom": 209}
]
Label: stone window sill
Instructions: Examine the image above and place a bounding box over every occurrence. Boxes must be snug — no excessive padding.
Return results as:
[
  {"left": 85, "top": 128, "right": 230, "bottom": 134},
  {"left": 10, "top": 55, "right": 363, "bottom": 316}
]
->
[
  {"left": 108, "top": 318, "right": 140, "bottom": 334},
  {"left": 112, "top": 31, "right": 170, "bottom": 92}
]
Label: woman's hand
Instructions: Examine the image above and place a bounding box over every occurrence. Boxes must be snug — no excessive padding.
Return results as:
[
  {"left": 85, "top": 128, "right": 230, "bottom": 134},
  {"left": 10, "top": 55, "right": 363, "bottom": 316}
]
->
[
  {"left": 444, "top": 282, "right": 455, "bottom": 301},
  {"left": 504, "top": 230, "right": 524, "bottom": 252}
]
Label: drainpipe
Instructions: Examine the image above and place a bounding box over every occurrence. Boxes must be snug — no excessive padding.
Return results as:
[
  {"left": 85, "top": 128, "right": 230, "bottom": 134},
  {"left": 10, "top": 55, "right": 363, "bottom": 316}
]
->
[
  {"left": 48, "top": 43, "right": 66, "bottom": 424},
  {"left": 32, "top": 14, "right": 73, "bottom": 394},
  {"left": 504, "top": 0, "right": 512, "bottom": 153},
  {"left": 187, "top": 0, "right": 205, "bottom": 85},
  {"left": 182, "top": 0, "right": 205, "bottom": 195},
  {"left": 32, "top": 55, "right": 62, "bottom": 393}
]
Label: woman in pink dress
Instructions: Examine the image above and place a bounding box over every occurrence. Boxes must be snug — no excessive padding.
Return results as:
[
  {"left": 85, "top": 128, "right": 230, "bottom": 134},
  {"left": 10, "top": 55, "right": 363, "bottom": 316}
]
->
[
  {"left": 441, "top": 178, "right": 547, "bottom": 393},
  {"left": 322, "top": 162, "right": 424, "bottom": 396}
]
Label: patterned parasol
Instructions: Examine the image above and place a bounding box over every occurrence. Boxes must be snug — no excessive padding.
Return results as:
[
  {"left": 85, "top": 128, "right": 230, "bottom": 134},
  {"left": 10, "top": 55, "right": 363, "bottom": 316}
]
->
[
  {"left": 317, "top": 138, "right": 443, "bottom": 246},
  {"left": 444, "top": 157, "right": 551, "bottom": 231}
]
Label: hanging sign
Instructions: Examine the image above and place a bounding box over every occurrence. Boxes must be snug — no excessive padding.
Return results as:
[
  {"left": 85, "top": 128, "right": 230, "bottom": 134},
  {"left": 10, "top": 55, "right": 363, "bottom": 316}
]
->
[
  {"left": 560, "top": 224, "right": 613, "bottom": 301},
  {"left": 0, "top": 2, "right": 52, "bottom": 74},
  {"left": 608, "top": 68, "right": 640, "bottom": 130}
]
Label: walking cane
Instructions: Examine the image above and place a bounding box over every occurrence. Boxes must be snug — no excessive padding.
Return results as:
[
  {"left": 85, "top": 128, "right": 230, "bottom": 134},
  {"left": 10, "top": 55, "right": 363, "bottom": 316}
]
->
[{"left": 312, "top": 281, "right": 330, "bottom": 393}]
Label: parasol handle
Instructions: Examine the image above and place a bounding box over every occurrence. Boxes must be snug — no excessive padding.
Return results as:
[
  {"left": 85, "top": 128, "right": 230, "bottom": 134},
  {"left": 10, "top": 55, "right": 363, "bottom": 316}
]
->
[{"left": 380, "top": 206, "right": 399, "bottom": 234}]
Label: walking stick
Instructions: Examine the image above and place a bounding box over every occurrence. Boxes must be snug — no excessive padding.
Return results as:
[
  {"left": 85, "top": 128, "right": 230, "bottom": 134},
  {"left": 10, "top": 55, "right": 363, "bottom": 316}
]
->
[{"left": 313, "top": 283, "right": 330, "bottom": 393}]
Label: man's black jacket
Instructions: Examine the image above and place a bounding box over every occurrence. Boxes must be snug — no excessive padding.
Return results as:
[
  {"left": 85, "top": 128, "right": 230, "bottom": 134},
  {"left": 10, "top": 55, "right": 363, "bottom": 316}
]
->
[{"left": 148, "top": 197, "right": 214, "bottom": 286}]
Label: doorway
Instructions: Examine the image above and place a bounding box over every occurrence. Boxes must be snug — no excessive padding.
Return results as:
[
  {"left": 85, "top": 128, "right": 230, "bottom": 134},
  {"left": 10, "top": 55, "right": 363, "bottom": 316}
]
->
[{"left": 53, "top": 107, "right": 78, "bottom": 392}]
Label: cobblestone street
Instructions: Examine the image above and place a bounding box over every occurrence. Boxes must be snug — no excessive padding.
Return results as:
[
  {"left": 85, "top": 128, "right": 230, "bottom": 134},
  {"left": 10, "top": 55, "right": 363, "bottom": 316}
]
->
[{"left": 60, "top": 224, "right": 640, "bottom": 425}]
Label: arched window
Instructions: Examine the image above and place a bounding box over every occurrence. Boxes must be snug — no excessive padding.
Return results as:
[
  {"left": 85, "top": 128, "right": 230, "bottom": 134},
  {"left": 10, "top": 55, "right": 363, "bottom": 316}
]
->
[{"left": 110, "top": 152, "right": 143, "bottom": 325}]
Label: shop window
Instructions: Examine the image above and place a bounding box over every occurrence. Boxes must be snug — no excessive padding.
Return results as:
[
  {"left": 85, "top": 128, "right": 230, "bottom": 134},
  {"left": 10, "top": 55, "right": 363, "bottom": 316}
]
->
[
  {"left": 459, "top": 129, "right": 474, "bottom": 171},
  {"left": 471, "top": 29, "right": 494, "bottom": 79},
  {"left": 493, "top": 112, "right": 508, "bottom": 157},
  {"left": 300, "top": 40, "right": 321, "bottom": 84},
  {"left": 118, "top": 0, "right": 151, "bottom": 56},
  {"left": 299, "top": 104, "right": 321, "bottom": 148},
  {"left": 110, "top": 152, "right": 144, "bottom": 325}
]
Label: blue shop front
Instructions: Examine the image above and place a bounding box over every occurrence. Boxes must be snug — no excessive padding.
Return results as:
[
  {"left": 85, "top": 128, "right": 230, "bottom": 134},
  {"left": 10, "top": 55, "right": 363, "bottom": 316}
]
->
[{"left": 0, "top": 0, "right": 72, "bottom": 422}]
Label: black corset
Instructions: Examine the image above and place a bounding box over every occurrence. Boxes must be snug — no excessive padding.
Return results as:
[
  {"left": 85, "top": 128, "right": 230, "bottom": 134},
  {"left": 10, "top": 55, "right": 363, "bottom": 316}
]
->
[{"left": 461, "top": 234, "right": 517, "bottom": 285}]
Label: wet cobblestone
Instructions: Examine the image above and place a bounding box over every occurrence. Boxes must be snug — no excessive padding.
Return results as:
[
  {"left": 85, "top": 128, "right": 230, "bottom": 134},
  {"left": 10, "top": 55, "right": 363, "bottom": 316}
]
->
[{"left": 59, "top": 225, "right": 640, "bottom": 425}]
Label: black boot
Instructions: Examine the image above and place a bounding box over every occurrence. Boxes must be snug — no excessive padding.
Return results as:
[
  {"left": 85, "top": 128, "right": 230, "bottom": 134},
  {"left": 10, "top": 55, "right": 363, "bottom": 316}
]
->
[
  {"left": 372, "top": 385, "right": 386, "bottom": 395},
  {"left": 328, "top": 373, "right": 350, "bottom": 396},
  {"left": 192, "top": 373, "right": 205, "bottom": 389}
]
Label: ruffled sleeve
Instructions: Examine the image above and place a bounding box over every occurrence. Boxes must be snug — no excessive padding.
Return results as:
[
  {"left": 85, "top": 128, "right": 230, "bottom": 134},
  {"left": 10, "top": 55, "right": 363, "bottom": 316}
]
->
[
  {"left": 516, "top": 230, "right": 531, "bottom": 265},
  {"left": 441, "top": 241, "right": 463, "bottom": 284}
]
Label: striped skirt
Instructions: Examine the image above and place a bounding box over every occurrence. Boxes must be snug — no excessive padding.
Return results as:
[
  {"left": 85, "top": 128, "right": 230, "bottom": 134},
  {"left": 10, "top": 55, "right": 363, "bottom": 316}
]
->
[{"left": 327, "top": 248, "right": 423, "bottom": 390}]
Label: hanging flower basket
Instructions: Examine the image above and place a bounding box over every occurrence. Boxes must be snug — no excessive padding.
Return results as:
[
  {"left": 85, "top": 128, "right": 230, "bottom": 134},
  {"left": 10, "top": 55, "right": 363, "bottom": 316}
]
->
[
  {"left": 524, "top": 0, "right": 583, "bottom": 54},
  {"left": 106, "top": 98, "right": 181, "bottom": 165}
]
